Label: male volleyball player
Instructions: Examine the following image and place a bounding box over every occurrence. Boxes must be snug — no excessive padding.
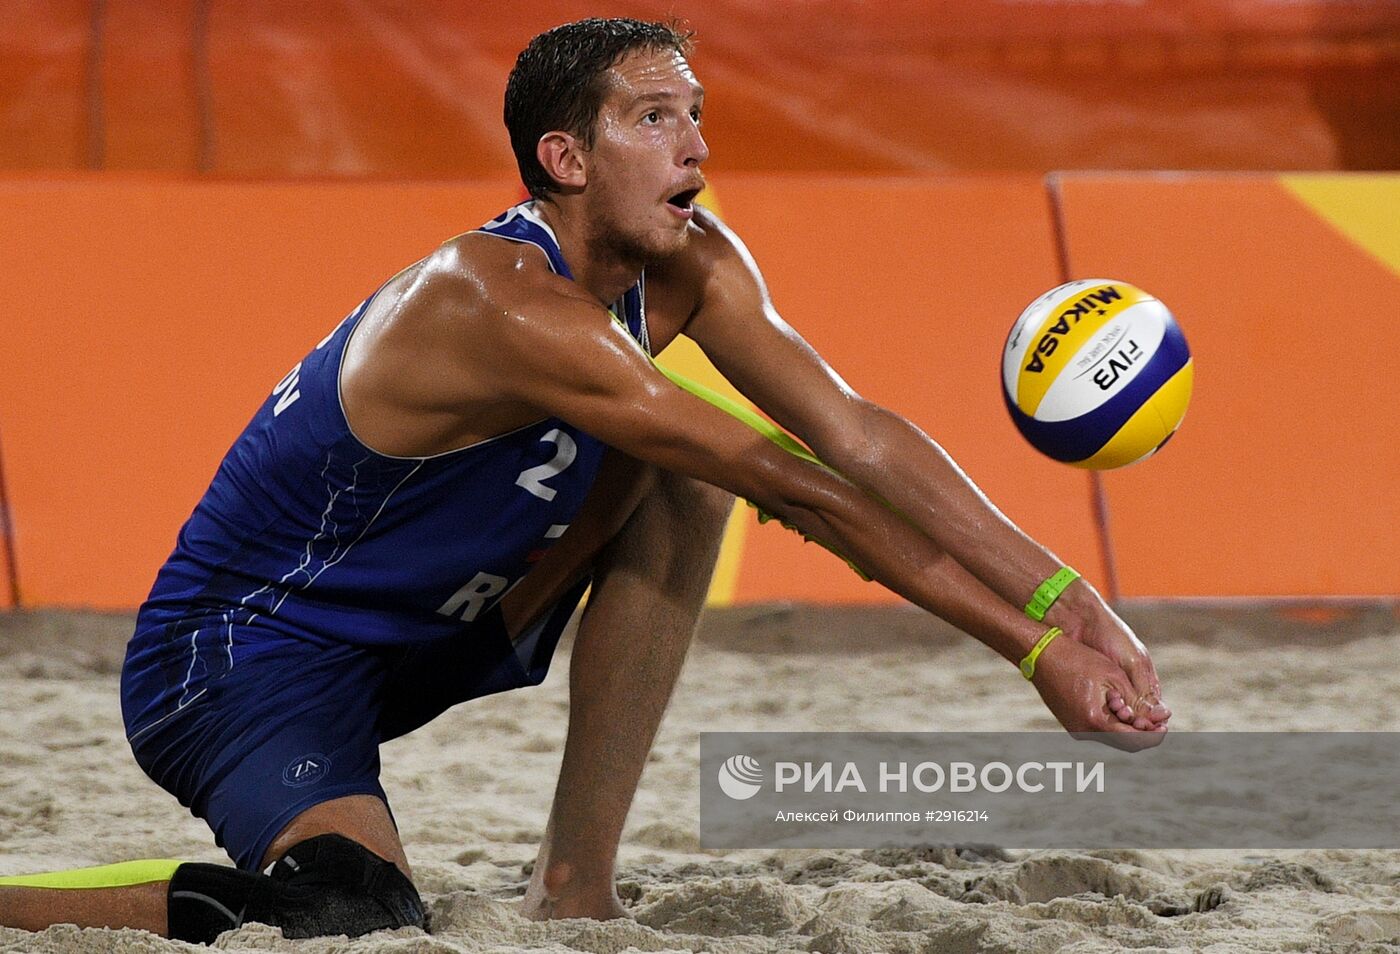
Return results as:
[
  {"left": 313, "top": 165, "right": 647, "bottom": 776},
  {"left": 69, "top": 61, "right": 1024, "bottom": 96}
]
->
[{"left": 0, "top": 17, "right": 1169, "bottom": 942}]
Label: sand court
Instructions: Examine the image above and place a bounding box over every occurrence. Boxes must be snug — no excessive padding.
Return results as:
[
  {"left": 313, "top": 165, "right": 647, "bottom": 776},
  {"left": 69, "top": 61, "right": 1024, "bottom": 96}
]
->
[{"left": 3, "top": 606, "right": 1399, "bottom": 953}]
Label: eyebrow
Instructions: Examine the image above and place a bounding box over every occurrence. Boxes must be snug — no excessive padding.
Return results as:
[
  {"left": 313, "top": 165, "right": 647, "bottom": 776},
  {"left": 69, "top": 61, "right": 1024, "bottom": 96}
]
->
[{"left": 629, "top": 87, "right": 706, "bottom": 108}]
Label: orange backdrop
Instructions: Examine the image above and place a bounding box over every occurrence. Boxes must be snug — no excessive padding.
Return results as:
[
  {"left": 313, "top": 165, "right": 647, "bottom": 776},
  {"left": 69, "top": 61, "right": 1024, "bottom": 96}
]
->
[
  {"left": 0, "top": 173, "right": 1395, "bottom": 609},
  {"left": 1058, "top": 173, "right": 1400, "bottom": 597},
  {"left": 4, "top": 0, "right": 1398, "bottom": 176}
]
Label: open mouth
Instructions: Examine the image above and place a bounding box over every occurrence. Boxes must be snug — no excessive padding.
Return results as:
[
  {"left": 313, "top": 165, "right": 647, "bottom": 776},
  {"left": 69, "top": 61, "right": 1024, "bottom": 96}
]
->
[{"left": 666, "top": 188, "right": 701, "bottom": 212}]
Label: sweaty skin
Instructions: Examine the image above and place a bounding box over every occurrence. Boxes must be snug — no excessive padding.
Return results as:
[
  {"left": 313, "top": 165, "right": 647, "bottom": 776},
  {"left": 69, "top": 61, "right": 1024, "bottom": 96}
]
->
[
  {"left": 286, "top": 43, "right": 1167, "bottom": 929},
  {"left": 0, "top": 43, "right": 1172, "bottom": 939},
  {"left": 340, "top": 48, "right": 1170, "bottom": 740}
]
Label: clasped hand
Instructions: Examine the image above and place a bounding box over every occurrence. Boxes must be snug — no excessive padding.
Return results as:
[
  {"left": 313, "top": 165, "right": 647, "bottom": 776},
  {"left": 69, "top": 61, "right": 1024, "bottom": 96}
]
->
[{"left": 1031, "top": 604, "right": 1171, "bottom": 750}]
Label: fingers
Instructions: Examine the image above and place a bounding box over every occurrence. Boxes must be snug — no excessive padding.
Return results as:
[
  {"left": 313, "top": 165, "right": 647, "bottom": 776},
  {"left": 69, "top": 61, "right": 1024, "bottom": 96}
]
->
[
  {"left": 1092, "top": 699, "right": 1168, "bottom": 743},
  {"left": 1086, "top": 613, "right": 1164, "bottom": 717},
  {"left": 1118, "top": 647, "right": 1169, "bottom": 720},
  {"left": 1038, "top": 639, "right": 1169, "bottom": 742},
  {"left": 1083, "top": 616, "right": 1171, "bottom": 728},
  {"left": 1108, "top": 688, "right": 1169, "bottom": 732},
  {"left": 1111, "top": 650, "right": 1171, "bottom": 728},
  {"left": 1108, "top": 690, "right": 1131, "bottom": 722}
]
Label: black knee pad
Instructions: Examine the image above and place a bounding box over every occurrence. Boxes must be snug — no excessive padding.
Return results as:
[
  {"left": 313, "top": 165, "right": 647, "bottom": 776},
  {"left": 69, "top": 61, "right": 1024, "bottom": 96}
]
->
[{"left": 167, "top": 834, "right": 424, "bottom": 943}]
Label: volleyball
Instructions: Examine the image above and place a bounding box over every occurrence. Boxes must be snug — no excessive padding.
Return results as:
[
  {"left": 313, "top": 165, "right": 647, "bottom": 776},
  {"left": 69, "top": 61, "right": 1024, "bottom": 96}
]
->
[{"left": 1001, "top": 279, "right": 1193, "bottom": 469}]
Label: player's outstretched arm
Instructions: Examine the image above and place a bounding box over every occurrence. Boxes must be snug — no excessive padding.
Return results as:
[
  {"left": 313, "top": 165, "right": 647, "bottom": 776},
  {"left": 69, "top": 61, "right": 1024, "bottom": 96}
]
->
[
  {"left": 456, "top": 275, "right": 1156, "bottom": 740},
  {"left": 675, "top": 208, "right": 1168, "bottom": 729}
]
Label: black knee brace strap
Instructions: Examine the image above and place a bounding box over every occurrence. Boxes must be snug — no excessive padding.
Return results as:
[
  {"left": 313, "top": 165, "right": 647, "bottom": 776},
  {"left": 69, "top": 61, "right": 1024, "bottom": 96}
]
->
[{"left": 167, "top": 834, "right": 424, "bottom": 943}]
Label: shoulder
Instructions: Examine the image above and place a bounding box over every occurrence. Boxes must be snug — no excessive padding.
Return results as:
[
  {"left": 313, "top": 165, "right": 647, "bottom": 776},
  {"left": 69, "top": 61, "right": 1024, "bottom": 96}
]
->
[
  {"left": 429, "top": 230, "right": 595, "bottom": 317},
  {"left": 351, "top": 230, "right": 613, "bottom": 394},
  {"left": 421, "top": 233, "right": 633, "bottom": 380},
  {"left": 378, "top": 230, "right": 609, "bottom": 361}
]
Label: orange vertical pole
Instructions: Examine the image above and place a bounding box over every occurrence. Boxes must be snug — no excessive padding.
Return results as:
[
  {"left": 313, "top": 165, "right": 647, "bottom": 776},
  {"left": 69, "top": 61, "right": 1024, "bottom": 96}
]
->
[
  {"left": 193, "top": 0, "right": 214, "bottom": 172},
  {"left": 0, "top": 423, "right": 20, "bottom": 608},
  {"left": 85, "top": 0, "right": 107, "bottom": 170},
  {"left": 1045, "top": 173, "right": 1121, "bottom": 603}
]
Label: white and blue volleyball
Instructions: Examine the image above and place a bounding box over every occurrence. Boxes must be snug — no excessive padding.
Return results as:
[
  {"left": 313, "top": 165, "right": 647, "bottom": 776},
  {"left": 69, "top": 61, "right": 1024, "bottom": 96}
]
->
[{"left": 1001, "top": 280, "right": 1193, "bottom": 469}]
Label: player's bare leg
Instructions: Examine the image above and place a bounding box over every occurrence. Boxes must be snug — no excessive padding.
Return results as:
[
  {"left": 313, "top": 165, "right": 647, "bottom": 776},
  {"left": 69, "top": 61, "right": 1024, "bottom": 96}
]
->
[
  {"left": 0, "top": 794, "right": 409, "bottom": 936},
  {"left": 499, "top": 449, "right": 658, "bottom": 638},
  {"left": 519, "top": 469, "right": 732, "bottom": 921},
  {"left": 0, "top": 880, "right": 170, "bottom": 935},
  {"left": 0, "top": 450, "right": 662, "bottom": 938}
]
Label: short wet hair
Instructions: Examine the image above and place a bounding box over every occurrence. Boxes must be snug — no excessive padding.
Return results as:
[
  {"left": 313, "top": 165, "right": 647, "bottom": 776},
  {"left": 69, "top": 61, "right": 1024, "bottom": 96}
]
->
[{"left": 505, "top": 18, "right": 693, "bottom": 200}]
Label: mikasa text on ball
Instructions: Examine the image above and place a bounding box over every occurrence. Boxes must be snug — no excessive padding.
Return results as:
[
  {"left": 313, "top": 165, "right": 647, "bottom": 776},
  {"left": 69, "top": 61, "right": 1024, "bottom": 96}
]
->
[{"left": 1001, "top": 280, "right": 1193, "bottom": 469}]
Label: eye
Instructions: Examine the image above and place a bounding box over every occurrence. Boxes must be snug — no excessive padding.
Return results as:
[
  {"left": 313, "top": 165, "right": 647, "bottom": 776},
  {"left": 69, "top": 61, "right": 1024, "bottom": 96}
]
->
[
  {"left": 690, "top": 107, "right": 702, "bottom": 125},
  {"left": 642, "top": 110, "right": 660, "bottom": 124}
]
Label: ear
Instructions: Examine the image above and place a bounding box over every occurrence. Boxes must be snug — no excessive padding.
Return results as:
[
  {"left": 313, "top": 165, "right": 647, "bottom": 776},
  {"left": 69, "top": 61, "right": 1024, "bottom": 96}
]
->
[{"left": 536, "top": 132, "right": 588, "bottom": 192}]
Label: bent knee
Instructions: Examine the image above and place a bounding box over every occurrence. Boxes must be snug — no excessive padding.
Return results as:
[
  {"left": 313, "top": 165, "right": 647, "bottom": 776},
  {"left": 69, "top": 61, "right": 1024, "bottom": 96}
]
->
[
  {"left": 652, "top": 469, "right": 734, "bottom": 531},
  {"left": 600, "top": 471, "right": 732, "bottom": 593},
  {"left": 266, "top": 833, "right": 424, "bottom": 939}
]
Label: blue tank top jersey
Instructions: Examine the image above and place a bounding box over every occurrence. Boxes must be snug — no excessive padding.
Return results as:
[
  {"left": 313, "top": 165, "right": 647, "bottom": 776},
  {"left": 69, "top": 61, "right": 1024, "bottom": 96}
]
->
[{"left": 122, "top": 203, "right": 648, "bottom": 736}]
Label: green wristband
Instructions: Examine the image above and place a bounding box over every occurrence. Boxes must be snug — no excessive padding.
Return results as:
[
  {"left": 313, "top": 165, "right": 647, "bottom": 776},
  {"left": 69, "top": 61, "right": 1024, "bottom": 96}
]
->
[
  {"left": 1025, "top": 566, "right": 1080, "bottom": 621},
  {"left": 1019, "top": 626, "right": 1063, "bottom": 680}
]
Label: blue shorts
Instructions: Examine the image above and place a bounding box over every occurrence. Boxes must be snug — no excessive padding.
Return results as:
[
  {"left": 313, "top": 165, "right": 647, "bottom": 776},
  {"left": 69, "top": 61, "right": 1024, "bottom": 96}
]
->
[{"left": 123, "top": 583, "right": 585, "bottom": 871}]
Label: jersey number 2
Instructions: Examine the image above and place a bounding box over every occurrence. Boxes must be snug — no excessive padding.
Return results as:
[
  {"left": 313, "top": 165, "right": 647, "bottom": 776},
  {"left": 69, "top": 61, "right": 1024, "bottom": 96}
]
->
[{"left": 515, "top": 429, "right": 577, "bottom": 501}]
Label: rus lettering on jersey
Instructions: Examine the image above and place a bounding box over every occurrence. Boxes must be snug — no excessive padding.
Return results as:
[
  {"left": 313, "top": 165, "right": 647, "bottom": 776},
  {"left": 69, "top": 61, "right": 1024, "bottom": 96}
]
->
[{"left": 437, "top": 572, "right": 510, "bottom": 622}]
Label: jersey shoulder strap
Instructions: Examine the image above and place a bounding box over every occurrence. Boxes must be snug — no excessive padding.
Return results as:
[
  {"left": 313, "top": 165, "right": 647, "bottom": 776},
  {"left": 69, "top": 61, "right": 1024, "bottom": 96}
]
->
[{"left": 476, "top": 202, "right": 574, "bottom": 278}]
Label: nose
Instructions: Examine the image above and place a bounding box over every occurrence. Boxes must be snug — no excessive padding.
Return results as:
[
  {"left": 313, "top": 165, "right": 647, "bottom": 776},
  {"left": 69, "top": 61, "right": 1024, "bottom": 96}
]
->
[{"left": 682, "top": 117, "right": 709, "bottom": 167}]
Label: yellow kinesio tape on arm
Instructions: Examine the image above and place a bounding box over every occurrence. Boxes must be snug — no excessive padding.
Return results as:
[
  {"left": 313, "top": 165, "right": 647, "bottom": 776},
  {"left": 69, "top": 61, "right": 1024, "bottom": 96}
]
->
[
  {"left": 654, "top": 362, "right": 871, "bottom": 581},
  {"left": 0, "top": 858, "right": 183, "bottom": 889}
]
